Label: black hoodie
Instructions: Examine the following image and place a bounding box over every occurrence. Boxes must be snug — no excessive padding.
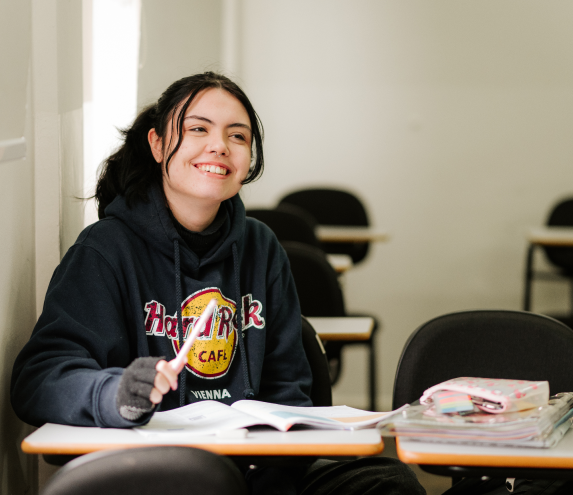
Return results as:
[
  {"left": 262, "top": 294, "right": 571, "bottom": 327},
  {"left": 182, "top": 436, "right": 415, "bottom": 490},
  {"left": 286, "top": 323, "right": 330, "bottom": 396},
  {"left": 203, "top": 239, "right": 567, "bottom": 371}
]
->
[{"left": 11, "top": 184, "right": 312, "bottom": 427}]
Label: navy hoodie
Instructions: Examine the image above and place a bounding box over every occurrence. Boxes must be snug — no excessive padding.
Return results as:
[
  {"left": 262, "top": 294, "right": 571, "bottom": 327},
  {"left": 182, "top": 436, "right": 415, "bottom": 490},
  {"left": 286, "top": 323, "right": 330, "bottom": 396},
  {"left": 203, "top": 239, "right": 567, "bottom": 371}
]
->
[{"left": 11, "top": 184, "right": 312, "bottom": 427}]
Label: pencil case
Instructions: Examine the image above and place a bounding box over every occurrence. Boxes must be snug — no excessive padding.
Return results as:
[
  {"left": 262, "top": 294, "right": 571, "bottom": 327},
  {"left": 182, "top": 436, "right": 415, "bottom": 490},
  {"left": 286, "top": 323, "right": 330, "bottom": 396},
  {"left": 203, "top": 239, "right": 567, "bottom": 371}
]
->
[{"left": 419, "top": 377, "right": 550, "bottom": 414}]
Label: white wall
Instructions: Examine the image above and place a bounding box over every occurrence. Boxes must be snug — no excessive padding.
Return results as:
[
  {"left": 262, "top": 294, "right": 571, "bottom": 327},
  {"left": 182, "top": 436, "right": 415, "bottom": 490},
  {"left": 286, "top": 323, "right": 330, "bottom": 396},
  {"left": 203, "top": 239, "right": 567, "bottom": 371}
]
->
[
  {"left": 0, "top": 0, "right": 85, "bottom": 492},
  {"left": 237, "top": 1, "right": 573, "bottom": 409},
  {"left": 0, "top": 0, "right": 37, "bottom": 490},
  {"left": 137, "top": 0, "right": 223, "bottom": 108}
]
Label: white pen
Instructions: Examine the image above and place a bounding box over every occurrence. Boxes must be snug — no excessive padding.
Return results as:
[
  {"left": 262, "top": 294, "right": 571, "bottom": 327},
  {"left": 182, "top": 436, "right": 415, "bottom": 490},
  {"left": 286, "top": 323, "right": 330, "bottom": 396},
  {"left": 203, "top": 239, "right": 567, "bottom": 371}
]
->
[{"left": 171, "top": 298, "right": 218, "bottom": 371}]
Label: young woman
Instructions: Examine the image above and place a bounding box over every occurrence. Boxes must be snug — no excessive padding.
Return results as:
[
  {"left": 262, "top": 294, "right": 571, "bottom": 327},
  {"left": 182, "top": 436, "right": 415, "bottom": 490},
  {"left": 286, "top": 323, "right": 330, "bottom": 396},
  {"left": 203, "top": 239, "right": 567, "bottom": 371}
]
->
[{"left": 11, "top": 72, "right": 425, "bottom": 495}]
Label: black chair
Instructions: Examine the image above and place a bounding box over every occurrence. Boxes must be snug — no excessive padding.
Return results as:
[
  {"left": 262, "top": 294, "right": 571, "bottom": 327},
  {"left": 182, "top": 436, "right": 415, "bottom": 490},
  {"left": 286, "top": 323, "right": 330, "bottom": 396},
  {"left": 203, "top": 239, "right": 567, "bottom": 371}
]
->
[
  {"left": 282, "top": 241, "right": 378, "bottom": 411},
  {"left": 524, "top": 198, "right": 573, "bottom": 328},
  {"left": 278, "top": 188, "right": 371, "bottom": 264},
  {"left": 301, "top": 316, "right": 332, "bottom": 407},
  {"left": 246, "top": 207, "right": 320, "bottom": 248},
  {"left": 41, "top": 446, "right": 248, "bottom": 495},
  {"left": 392, "top": 310, "right": 573, "bottom": 480}
]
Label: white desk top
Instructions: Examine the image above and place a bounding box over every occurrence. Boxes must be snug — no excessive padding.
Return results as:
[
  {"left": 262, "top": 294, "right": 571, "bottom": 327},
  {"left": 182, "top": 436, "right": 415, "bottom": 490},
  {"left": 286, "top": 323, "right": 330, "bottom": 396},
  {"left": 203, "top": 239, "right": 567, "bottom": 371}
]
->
[
  {"left": 316, "top": 226, "right": 389, "bottom": 243},
  {"left": 527, "top": 227, "right": 573, "bottom": 247},
  {"left": 396, "top": 428, "right": 573, "bottom": 469},
  {"left": 326, "top": 254, "right": 353, "bottom": 273},
  {"left": 22, "top": 423, "right": 384, "bottom": 457},
  {"left": 306, "top": 317, "right": 374, "bottom": 341}
]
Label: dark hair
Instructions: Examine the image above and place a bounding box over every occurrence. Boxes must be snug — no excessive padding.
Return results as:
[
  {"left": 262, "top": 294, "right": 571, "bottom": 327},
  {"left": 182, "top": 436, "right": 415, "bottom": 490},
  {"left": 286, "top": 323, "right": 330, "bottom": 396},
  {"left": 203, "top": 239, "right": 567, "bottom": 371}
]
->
[{"left": 95, "top": 72, "right": 264, "bottom": 219}]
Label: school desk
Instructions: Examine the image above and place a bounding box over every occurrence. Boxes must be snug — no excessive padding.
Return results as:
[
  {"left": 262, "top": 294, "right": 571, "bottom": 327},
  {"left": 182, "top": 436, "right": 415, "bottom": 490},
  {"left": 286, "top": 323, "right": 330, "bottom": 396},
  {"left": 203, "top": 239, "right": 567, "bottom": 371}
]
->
[
  {"left": 523, "top": 227, "right": 573, "bottom": 311},
  {"left": 306, "top": 316, "right": 374, "bottom": 341},
  {"left": 315, "top": 226, "right": 389, "bottom": 244},
  {"left": 326, "top": 254, "right": 353, "bottom": 273},
  {"left": 22, "top": 423, "right": 384, "bottom": 459},
  {"left": 395, "top": 428, "right": 573, "bottom": 479}
]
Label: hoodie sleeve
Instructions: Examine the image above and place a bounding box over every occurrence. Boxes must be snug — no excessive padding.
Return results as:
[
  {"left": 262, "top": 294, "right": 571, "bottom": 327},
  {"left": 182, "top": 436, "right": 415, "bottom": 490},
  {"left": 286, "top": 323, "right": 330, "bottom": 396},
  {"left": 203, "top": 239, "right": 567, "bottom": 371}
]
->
[
  {"left": 10, "top": 244, "right": 150, "bottom": 428},
  {"left": 255, "top": 246, "right": 313, "bottom": 407}
]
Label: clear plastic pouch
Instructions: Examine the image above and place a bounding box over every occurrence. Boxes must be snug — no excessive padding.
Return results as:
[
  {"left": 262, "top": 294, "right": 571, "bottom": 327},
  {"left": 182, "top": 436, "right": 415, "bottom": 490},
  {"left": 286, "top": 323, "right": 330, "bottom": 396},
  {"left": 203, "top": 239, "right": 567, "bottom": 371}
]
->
[{"left": 419, "top": 377, "right": 550, "bottom": 414}]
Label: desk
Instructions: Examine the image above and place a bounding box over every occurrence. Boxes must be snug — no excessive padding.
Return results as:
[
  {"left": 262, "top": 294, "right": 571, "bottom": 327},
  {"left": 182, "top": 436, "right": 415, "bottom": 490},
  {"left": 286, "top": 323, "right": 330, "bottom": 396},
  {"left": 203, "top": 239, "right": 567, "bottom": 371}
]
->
[
  {"left": 306, "top": 316, "right": 374, "bottom": 341},
  {"left": 316, "top": 226, "right": 389, "bottom": 244},
  {"left": 523, "top": 227, "right": 573, "bottom": 311},
  {"left": 527, "top": 227, "right": 573, "bottom": 247},
  {"left": 22, "top": 423, "right": 384, "bottom": 458},
  {"left": 396, "top": 430, "right": 573, "bottom": 478},
  {"left": 326, "top": 254, "right": 353, "bottom": 273}
]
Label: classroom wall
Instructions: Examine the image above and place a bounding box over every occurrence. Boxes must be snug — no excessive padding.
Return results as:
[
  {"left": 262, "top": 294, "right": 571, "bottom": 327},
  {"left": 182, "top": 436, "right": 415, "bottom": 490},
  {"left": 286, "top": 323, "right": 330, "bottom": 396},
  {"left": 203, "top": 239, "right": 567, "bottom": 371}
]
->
[
  {"left": 0, "top": 0, "right": 37, "bottom": 491},
  {"left": 236, "top": 1, "right": 573, "bottom": 409},
  {"left": 137, "top": 0, "right": 223, "bottom": 108},
  {"left": 0, "top": 0, "right": 85, "bottom": 492}
]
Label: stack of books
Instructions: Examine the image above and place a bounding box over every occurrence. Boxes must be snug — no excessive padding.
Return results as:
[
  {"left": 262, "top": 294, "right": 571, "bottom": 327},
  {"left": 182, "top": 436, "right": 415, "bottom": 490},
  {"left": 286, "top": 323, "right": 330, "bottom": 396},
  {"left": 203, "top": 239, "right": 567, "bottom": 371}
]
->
[{"left": 378, "top": 378, "right": 573, "bottom": 449}]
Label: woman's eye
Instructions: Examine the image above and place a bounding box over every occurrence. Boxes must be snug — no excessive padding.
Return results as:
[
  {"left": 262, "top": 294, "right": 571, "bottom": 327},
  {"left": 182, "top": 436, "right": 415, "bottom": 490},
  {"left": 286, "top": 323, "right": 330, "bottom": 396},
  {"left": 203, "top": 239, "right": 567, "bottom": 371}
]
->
[
  {"left": 189, "top": 126, "right": 206, "bottom": 133},
  {"left": 231, "top": 133, "right": 246, "bottom": 142}
]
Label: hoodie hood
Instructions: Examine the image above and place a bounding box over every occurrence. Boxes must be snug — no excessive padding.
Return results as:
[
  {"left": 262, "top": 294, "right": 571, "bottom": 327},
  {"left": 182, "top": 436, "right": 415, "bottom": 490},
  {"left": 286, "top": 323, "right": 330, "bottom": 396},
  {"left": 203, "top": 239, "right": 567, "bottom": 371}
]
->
[{"left": 104, "top": 183, "right": 247, "bottom": 272}]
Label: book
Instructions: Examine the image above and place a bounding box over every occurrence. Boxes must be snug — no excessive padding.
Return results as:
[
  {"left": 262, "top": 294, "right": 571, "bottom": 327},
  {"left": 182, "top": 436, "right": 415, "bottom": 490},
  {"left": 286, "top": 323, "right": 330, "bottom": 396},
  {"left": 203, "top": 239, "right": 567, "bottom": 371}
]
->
[
  {"left": 377, "top": 393, "right": 573, "bottom": 449},
  {"left": 136, "top": 400, "right": 403, "bottom": 437}
]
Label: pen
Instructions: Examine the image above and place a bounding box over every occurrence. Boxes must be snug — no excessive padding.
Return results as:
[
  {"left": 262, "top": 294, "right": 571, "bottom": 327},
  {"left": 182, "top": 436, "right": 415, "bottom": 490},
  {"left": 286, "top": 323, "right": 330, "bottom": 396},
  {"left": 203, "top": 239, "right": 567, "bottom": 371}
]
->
[{"left": 171, "top": 298, "right": 218, "bottom": 371}]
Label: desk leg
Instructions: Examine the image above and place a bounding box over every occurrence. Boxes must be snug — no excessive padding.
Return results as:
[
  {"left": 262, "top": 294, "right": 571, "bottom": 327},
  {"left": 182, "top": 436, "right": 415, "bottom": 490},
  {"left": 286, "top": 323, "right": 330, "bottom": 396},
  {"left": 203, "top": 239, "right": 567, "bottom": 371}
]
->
[{"left": 523, "top": 244, "right": 535, "bottom": 312}]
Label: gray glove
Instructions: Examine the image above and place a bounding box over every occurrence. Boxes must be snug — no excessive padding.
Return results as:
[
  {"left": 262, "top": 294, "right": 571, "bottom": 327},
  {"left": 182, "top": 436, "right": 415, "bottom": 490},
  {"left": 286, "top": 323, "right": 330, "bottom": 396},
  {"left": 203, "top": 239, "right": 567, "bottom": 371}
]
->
[{"left": 116, "top": 356, "right": 163, "bottom": 421}]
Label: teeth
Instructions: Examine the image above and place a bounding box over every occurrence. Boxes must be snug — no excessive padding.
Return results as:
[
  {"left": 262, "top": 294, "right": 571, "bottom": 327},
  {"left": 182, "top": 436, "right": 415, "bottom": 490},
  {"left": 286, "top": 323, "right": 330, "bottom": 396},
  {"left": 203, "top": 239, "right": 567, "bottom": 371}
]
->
[{"left": 197, "top": 164, "right": 227, "bottom": 175}]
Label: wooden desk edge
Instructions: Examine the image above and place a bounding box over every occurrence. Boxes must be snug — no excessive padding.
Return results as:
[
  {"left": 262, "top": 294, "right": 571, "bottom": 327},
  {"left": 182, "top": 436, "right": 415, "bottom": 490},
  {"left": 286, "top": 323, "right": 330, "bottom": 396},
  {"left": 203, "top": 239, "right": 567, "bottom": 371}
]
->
[
  {"left": 317, "top": 333, "right": 371, "bottom": 341},
  {"left": 22, "top": 439, "right": 384, "bottom": 457},
  {"left": 313, "top": 317, "right": 375, "bottom": 342},
  {"left": 319, "top": 234, "right": 389, "bottom": 243},
  {"left": 395, "top": 438, "right": 573, "bottom": 469}
]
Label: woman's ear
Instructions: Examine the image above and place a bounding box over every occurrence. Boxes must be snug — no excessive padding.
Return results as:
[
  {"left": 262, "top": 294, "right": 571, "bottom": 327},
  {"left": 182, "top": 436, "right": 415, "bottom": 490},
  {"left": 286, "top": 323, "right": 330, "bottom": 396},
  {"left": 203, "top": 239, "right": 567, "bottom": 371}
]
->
[{"left": 148, "top": 129, "right": 163, "bottom": 163}]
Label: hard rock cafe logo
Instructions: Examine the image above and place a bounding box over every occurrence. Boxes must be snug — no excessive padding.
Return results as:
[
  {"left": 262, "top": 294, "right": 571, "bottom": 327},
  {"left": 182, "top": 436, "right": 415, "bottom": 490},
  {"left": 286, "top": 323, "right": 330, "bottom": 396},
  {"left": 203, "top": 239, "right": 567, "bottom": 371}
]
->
[{"left": 144, "top": 288, "right": 264, "bottom": 379}]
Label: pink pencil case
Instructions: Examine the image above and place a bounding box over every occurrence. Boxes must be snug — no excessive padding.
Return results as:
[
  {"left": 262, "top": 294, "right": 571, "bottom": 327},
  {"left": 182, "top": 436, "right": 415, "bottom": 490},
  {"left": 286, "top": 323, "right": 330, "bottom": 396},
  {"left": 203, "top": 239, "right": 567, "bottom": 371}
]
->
[{"left": 419, "top": 377, "right": 550, "bottom": 414}]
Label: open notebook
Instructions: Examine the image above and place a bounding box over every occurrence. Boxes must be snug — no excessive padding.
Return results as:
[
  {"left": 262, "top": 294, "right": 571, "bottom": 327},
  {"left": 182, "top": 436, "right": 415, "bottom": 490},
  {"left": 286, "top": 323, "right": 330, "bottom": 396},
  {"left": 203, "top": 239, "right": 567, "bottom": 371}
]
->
[{"left": 136, "top": 400, "right": 405, "bottom": 437}]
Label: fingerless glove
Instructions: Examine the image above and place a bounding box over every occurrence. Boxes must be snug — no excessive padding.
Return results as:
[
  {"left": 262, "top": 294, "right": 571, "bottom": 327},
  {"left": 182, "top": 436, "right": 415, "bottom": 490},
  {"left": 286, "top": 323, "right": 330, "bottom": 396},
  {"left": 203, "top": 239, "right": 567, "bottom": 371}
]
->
[{"left": 116, "top": 356, "right": 163, "bottom": 421}]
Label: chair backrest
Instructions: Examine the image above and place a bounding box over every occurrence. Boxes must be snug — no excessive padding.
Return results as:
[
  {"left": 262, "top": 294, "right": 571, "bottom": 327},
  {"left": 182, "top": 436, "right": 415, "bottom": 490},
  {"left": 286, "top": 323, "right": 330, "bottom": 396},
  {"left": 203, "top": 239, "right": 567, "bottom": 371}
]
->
[
  {"left": 246, "top": 208, "right": 320, "bottom": 248},
  {"left": 278, "top": 188, "right": 370, "bottom": 263},
  {"left": 281, "top": 241, "right": 345, "bottom": 317},
  {"left": 543, "top": 197, "right": 573, "bottom": 272},
  {"left": 392, "top": 310, "right": 573, "bottom": 410},
  {"left": 301, "top": 316, "right": 333, "bottom": 406},
  {"left": 41, "top": 446, "right": 248, "bottom": 495}
]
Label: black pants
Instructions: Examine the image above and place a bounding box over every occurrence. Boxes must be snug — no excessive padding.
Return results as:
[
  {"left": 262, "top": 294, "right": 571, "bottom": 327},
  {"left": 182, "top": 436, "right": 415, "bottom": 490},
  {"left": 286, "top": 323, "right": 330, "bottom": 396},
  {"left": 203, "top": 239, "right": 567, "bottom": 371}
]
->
[{"left": 245, "top": 457, "right": 426, "bottom": 495}]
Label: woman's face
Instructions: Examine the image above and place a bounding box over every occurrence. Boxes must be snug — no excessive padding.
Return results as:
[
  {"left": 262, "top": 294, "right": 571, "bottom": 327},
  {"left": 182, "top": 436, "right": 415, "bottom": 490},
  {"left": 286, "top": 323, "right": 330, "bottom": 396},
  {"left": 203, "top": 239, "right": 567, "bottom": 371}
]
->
[{"left": 149, "top": 88, "right": 252, "bottom": 208}]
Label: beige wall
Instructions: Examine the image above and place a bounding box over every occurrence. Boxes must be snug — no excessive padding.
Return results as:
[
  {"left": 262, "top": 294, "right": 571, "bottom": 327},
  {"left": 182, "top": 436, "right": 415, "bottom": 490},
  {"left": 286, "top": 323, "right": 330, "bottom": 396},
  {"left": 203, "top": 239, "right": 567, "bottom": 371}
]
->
[
  {"left": 1, "top": 0, "right": 85, "bottom": 492},
  {"left": 237, "top": 1, "right": 573, "bottom": 409},
  {"left": 137, "top": 0, "right": 223, "bottom": 108},
  {"left": 0, "top": 1, "right": 37, "bottom": 492}
]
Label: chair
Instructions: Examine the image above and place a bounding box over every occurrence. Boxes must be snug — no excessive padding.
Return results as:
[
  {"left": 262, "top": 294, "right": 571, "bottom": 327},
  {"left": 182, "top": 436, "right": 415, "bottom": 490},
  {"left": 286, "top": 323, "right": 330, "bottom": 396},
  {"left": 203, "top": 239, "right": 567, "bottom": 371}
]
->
[
  {"left": 301, "top": 316, "right": 332, "bottom": 407},
  {"left": 524, "top": 197, "right": 573, "bottom": 326},
  {"left": 278, "top": 188, "right": 371, "bottom": 264},
  {"left": 392, "top": 310, "right": 573, "bottom": 479},
  {"left": 41, "top": 446, "right": 248, "bottom": 495},
  {"left": 282, "top": 241, "right": 378, "bottom": 411},
  {"left": 246, "top": 207, "right": 320, "bottom": 248}
]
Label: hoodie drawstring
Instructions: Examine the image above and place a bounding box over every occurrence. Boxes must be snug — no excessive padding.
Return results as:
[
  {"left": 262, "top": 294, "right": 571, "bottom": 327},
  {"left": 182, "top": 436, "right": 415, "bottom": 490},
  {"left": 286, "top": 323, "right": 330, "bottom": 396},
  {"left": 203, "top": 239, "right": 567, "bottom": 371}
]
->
[
  {"left": 232, "top": 242, "right": 255, "bottom": 399},
  {"left": 172, "top": 239, "right": 254, "bottom": 407},
  {"left": 174, "top": 239, "right": 186, "bottom": 407}
]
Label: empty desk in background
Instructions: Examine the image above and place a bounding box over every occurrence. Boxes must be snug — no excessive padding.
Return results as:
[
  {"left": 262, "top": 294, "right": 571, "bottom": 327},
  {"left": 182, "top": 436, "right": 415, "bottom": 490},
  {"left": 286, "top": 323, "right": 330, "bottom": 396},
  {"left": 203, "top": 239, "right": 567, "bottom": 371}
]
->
[
  {"left": 306, "top": 316, "right": 374, "bottom": 341},
  {"left": 22, "top": 423, "right": 384, "bottom": 459},
  {"left": 326, "top": 254, "right": 353, "bottom": 273},
  {"left": 396, "top": 428, "right": 573, "bottom": 479},
  {"left": 524, "top": 227, "right": 573, "bottom": 311},
  {"left": 316, "top": 226, "right": 389, "bottom": 244}
]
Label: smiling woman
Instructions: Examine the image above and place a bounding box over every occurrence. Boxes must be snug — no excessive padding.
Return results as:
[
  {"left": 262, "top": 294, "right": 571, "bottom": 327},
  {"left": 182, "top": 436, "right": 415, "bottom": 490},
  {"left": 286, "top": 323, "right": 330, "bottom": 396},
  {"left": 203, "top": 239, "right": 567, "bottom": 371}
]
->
[{"left": 11, "top": 72, "right": 425, "bottom": 495}]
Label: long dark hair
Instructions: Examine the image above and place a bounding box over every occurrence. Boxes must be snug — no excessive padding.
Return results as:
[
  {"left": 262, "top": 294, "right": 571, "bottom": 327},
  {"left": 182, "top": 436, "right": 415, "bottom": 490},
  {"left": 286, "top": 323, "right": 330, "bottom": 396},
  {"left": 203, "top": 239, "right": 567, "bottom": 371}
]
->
[{"left": 95, "top": 72, "right": 264, "bottom": 219}]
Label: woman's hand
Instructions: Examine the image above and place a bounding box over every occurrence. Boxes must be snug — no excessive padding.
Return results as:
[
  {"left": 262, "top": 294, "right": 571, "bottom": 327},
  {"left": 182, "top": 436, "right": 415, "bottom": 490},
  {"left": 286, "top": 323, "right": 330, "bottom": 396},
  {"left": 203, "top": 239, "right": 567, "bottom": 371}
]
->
[
  {"left": 149, "top": 358, "right": 184, "bottom": 404},
  {"left": 117, "top": 356, "right": 185, "bottom": 421}
]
